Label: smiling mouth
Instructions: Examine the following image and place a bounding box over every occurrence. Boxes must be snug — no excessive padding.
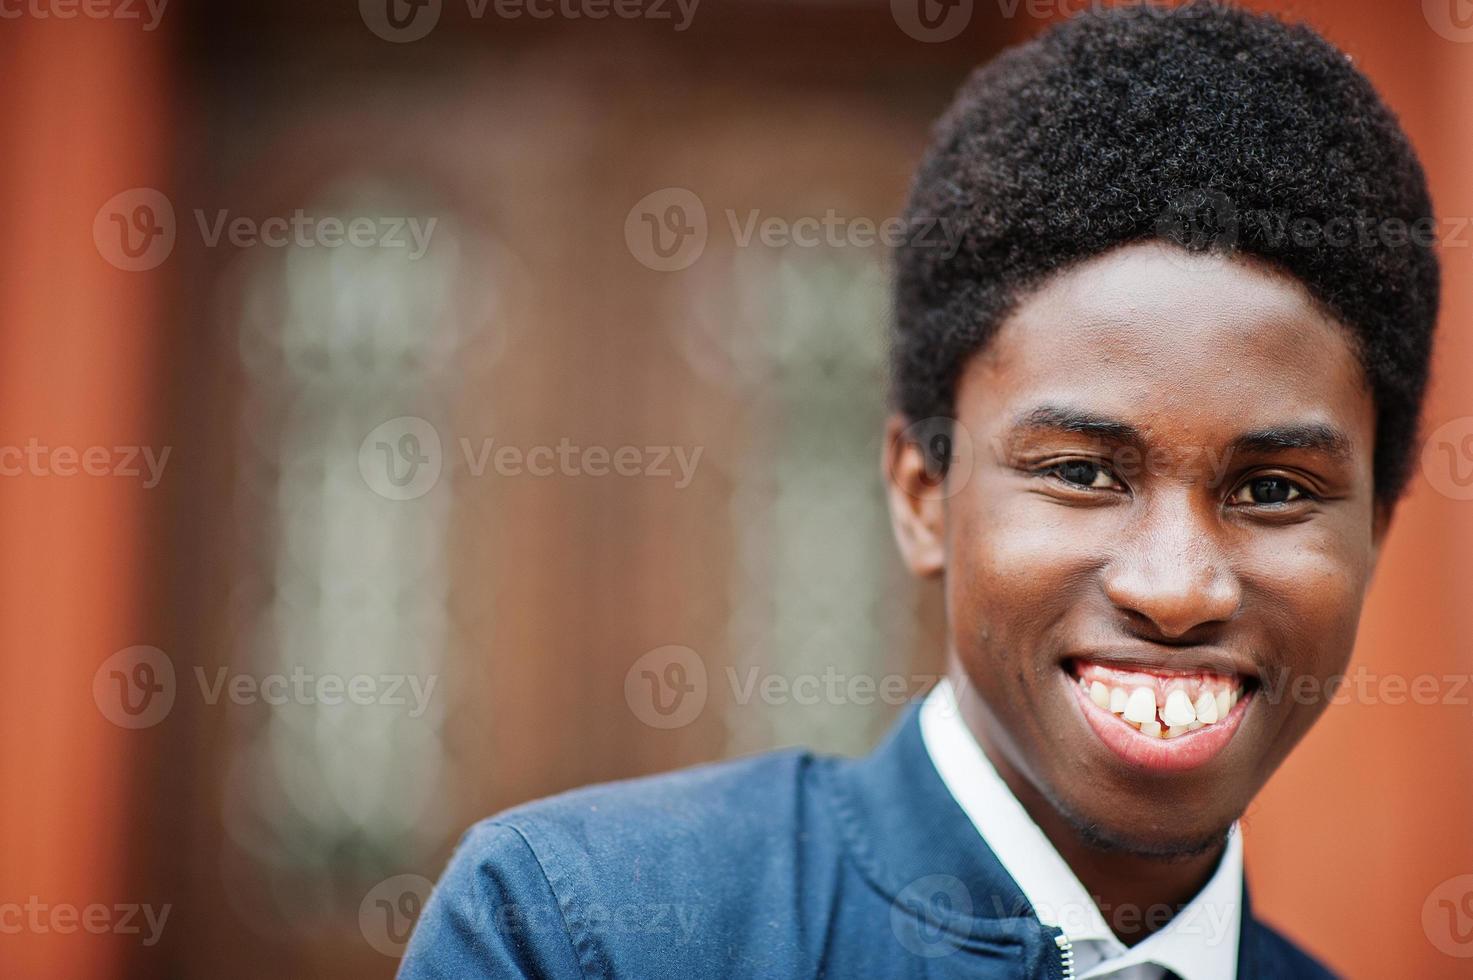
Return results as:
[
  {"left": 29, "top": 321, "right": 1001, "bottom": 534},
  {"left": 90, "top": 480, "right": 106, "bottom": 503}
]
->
[{"left": 1064, "top": 658, "right": 1256, "bottom": 771}]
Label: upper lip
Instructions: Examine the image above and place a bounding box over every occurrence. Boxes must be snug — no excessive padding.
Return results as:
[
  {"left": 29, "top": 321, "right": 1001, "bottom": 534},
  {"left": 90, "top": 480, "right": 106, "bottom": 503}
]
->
[{"left": 1067, "top": 647, "right": 1259, "bottom": 682}]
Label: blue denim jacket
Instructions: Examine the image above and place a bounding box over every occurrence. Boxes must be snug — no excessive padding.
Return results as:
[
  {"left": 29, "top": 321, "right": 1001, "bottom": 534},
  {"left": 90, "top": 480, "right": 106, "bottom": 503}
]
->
[{"left": 399, "top": 703, "right": 1334, "bottom": 978}]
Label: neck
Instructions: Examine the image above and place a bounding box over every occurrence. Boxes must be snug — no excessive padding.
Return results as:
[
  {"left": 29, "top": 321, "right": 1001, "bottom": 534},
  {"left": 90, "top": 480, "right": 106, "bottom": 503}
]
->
[
  {"left": 951, "top": 672, "right": 1224, "bottom": 946},
  {"left": 1024, "top": 794, "right": 1223, "bottom": 946}
]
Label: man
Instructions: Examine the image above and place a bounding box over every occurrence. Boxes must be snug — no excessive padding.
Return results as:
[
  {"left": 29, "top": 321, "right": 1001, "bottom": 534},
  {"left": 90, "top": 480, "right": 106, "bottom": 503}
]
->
[{"left": 400, "top": 4, "right": 1439, "bottom": 976}]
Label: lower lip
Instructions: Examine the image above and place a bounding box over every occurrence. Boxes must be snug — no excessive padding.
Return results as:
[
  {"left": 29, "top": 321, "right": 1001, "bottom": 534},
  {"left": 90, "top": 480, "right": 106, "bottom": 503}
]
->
[{"left": 1067, "top": 672, "right": 1252, "bottom": 772}]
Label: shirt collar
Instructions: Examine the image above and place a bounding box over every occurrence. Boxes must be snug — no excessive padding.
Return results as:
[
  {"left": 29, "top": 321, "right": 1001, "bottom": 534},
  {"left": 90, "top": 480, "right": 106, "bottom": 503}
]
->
[{"left": 919, "top": 679, "right": 1243, "bottom": 980}]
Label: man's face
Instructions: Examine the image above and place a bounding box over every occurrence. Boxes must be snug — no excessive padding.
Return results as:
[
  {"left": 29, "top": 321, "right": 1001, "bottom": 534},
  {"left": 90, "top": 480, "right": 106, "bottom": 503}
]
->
[{"left": 886, "top": 241, "right": 1385, "bottom": 855}]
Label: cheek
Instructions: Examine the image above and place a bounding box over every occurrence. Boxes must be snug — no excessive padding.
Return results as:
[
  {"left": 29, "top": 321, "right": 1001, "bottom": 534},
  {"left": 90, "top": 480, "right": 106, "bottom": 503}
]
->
[
  {"left": 945, "top": 481, "right": 1089, "bottom": 654},
  {"left": 1244, "top": 530, "right": 1371, "bottom": 678}
]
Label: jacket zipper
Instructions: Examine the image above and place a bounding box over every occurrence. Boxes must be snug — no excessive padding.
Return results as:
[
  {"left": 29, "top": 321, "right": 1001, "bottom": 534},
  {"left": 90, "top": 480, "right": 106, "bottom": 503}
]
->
[{"left": 1054, "top": 930, "right": 1076, "bottom": 980}]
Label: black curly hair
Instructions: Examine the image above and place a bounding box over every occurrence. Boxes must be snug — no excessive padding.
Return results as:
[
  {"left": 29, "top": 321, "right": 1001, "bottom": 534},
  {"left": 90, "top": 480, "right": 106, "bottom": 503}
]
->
[{"left": 892, "top": 1, "right": 1440, "bottom": 503}]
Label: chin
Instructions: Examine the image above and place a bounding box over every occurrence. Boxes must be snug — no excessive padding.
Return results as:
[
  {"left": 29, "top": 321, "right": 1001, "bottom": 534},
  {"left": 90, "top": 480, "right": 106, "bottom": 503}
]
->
[{"left": 1049, "top": 786, "right": 1238, "bottom": 861}]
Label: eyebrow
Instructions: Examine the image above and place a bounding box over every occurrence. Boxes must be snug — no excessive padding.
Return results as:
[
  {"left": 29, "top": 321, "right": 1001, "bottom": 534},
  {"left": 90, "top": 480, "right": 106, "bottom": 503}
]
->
[
  {"left": 1231, "top": 423, "right": 1353, "bottom": 460},
  {"left": 1012, "top": 405, "right": 1143, "bottom": 445},
  {"left": 1009, "top": 404, "right": 1355, "bottom": 461}
]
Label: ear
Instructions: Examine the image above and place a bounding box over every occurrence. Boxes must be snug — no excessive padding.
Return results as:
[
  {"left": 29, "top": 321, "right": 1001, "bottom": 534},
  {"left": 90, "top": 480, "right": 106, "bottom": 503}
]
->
[
  {"left": 1367, "top": 496, "right": 1396, "bottom": 584},
  {"left": 882, "top": 414, "right": 949, "bottom": 578}
]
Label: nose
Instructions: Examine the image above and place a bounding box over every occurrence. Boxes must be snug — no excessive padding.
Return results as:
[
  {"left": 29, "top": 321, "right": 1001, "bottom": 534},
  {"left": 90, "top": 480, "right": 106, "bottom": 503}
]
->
[{"left": 1100, "top": 494, "right": 1242, "bottom": 640}]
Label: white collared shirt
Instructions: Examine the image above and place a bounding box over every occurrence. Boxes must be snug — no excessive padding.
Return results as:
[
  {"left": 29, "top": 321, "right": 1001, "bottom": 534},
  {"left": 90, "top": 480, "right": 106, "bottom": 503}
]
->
[{"left": 919, "top": 679, "right": 1243, "bottom": 980}]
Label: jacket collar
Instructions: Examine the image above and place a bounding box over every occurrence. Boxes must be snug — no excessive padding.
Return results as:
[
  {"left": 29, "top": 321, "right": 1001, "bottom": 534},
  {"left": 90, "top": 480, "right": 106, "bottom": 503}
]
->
[
  {"left": 818, "top": 700, "right": 1276, "bottom": 977},
  {"left": 818, "top": 699, "right": 1037, "bottom": 921}
]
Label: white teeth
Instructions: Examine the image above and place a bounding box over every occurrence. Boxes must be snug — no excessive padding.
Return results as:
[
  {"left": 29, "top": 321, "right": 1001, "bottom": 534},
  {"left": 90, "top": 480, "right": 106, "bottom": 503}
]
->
[
  {"left": 1162, "top": 690, "right": 1196, "bottom": 727},
  {"left": 1076, "top": 666, "right": 1245, "bottom": 739},
  {"left": 1123, "top": 687, "right": 1157, "bottom": 724}
]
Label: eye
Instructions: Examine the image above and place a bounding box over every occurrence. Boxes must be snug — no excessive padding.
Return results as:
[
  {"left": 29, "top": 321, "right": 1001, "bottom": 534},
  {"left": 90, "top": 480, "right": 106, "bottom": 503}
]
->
[
  {"left": 1042, "top": 459, "right": 1123, "bottom": 491},
  {"left": 1230, "top": 475, "right": 1311, "bottom": 506}
]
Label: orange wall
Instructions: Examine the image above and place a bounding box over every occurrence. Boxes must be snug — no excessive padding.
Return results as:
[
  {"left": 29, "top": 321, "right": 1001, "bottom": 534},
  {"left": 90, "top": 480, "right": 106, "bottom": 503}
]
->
[{"left": 0, "top": 15, "right": 170, "bottom": 980}]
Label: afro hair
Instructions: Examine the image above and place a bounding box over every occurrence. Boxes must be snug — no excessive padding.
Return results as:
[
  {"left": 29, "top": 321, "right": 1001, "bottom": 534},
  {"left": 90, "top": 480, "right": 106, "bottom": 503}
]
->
[{"left": 892, "top": 0, "right": 1440, "bottom": 503}]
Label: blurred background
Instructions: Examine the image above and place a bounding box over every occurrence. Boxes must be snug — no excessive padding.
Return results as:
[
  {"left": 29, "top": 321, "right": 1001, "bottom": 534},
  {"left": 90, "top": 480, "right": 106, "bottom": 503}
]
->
[{"left": 2, "top": 0, "right": 1471, "bottom": 977}]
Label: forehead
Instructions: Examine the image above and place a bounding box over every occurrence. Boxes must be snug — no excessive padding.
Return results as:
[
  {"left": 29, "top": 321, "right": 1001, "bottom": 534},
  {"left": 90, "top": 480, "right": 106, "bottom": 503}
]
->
[{"left": 960, "top": 242, "right": 1375, "bottom": 446}]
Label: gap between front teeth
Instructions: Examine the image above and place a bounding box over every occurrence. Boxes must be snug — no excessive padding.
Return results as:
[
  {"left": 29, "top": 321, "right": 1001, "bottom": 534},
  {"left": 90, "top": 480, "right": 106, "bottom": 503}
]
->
[{"left": 1082, "top": 677, "right": 1240, "bottom": 739}]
